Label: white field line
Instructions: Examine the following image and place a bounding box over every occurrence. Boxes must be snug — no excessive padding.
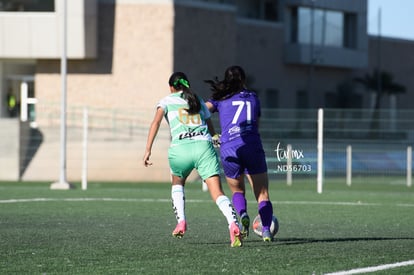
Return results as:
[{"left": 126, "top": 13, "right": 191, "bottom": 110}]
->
[
  {"left": 324, "top": 259, "right": 414, "bottom": 275},
  {"left": 0, "top": 198, "right": 171, "bottom": 203},
  {"left": 0, "top": 198, "right": 413, "bottom": 207}
]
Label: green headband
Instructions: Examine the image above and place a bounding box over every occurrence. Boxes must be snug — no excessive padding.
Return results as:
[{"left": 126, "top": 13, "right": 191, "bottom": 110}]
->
[{"left": 173, "top": 78, "right": 190, "bottom": 88}]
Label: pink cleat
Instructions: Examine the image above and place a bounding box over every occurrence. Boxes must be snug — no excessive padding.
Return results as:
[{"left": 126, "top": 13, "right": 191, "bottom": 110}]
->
[
  {"left": 172, "top": 220, "right": 187, "bottom": 238},
  {"left": 229, "top": 222, "right": 242, "bottom": 247}
]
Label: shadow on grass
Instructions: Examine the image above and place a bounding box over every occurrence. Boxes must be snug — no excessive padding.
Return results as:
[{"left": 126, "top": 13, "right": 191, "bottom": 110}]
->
[
  {"left": 187, "top": 237, "right": 414, "bottom": 246},
  {"left": 275, "top": 237, "right": 414, "bottom": 245}
]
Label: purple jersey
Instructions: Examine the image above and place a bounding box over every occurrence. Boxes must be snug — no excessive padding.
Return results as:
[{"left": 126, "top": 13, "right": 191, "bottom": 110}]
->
[
  {"left": 208, "top": 90, "right": 262, "bottom": 148},
  {"left": 208, "top": 90, "right": 267, "bottom": 177}
]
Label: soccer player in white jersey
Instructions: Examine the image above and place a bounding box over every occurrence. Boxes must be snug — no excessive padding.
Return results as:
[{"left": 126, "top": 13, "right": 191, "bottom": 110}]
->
[{"left": 143, "top": 72, "right": 242, "bottom": 247}]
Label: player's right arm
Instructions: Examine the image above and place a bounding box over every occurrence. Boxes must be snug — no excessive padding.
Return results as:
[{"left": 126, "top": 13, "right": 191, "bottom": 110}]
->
[{"left": 143, "top": 107, "right": 164, "bottom": 167}]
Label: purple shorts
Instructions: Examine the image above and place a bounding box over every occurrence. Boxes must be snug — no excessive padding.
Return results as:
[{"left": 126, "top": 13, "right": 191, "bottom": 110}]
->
[{"left": 220, "top": 142, "right": 268, "bottom": 179}]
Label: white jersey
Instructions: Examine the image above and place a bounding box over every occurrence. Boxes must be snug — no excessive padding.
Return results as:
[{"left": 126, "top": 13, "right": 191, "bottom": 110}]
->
[{"left": 157, "top": 91, "right": 212, "bottom": 147}]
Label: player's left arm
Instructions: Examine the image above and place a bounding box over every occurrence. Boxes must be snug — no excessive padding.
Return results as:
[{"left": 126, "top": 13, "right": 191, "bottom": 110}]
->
[
  {"left": 205, "top": 101, "right": 218, "bottom": 113},
  {"left": 202, "top": 100, "right": 220, "bottom": 146},
  {"left": 206, "top": 118, "right": 221, "bottom": 147},
  {"left": 206, "top": 118, "right": 217, "bottom": 136}
]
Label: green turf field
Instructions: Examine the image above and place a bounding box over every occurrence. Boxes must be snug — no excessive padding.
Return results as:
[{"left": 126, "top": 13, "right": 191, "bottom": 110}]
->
[{"left": 0, "top": 179, "right": 413, "bottom": 274}]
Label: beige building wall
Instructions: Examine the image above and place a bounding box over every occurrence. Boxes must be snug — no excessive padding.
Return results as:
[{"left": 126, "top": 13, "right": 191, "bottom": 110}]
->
[
  {"left": 35, "top": 1, "right": 174, "bottom": 111},
  {"left": 27, "top": 1, "right": 176, "bottom": 182}
]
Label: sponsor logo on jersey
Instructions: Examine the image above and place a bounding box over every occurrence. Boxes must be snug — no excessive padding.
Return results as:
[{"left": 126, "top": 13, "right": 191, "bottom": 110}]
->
[
  {"left": 228, "top": 125, "right": 240, "bottom": 135},
  {"left": 179, "top": 130, "right": 206, "bottom": 140}
]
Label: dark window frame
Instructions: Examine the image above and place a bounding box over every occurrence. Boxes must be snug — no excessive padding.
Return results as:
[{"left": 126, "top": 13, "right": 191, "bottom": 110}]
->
[{"left": 0, "top": 0, "right": 55, "bottom": 12}]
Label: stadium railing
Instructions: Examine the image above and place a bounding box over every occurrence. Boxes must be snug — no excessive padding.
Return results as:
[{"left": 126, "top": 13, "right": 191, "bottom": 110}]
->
[{"left": 3, "top": 104, "right": 414, "bottom": 186}]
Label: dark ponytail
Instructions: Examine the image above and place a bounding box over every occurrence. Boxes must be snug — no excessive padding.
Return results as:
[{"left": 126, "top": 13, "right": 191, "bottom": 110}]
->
[
  {"left": 169, "top": 72, "right": 201, "bottom": 115},
  {"left": 205, "top": 65, "right": 246, "bottom": 100}
]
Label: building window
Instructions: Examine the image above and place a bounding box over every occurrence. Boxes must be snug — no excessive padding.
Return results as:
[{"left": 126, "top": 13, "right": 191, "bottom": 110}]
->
[
  {"left": 198, "top": 0, "right": 235, "bottom": 4},
  {"left": 0, "top": 0, "right": 55, "bottom": 12},
  {"left": 263, "top": 0, "right": 279, "bottom": 21},
  {"left": 292, "top": 6, "right": 344, "bottom": 48},
  {"left": 238, "top": 0, "right": 280, "bottom": 22},
  {"left": 290, "top": 7, "right": 298, "bottom": 43},
  {"left": 344, "top": 13, "right": 357, "bottom": 49}
]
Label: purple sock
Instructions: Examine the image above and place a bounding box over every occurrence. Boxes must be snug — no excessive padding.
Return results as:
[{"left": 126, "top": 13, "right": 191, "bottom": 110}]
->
[
  {"left": 258, "top": 200, "right": 273, "bottom": 231},
  {"left": 232, "top": 192, "right": 247, "bottom": 216}
]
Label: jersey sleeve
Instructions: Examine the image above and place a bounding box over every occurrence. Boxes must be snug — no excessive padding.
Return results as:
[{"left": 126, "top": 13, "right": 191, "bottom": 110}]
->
[{"left": 156, "top": 97, "right": 168, "bottom": 115}]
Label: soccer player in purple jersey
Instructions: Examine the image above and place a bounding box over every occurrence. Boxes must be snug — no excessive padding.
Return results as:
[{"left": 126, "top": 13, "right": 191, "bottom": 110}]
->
[{"left": 205, "top": 65, "right": 275, "bottom": 242}]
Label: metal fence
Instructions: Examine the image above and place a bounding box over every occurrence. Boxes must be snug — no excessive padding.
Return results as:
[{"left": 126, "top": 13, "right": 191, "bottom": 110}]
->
[
  {"left": 261, "top": 108, "right": 414, "bottom": 187},
  {"left": 4, "top": 105, "right": 414, "bottom": 185}
]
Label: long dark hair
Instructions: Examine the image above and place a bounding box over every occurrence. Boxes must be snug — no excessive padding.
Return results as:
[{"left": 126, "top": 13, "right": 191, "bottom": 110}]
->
[
  {"left": 204, "top": 65, "right": 247, "bottom": 100},
  {"left": 168, "top": 72, "right": 201, "bottom": 115}
]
